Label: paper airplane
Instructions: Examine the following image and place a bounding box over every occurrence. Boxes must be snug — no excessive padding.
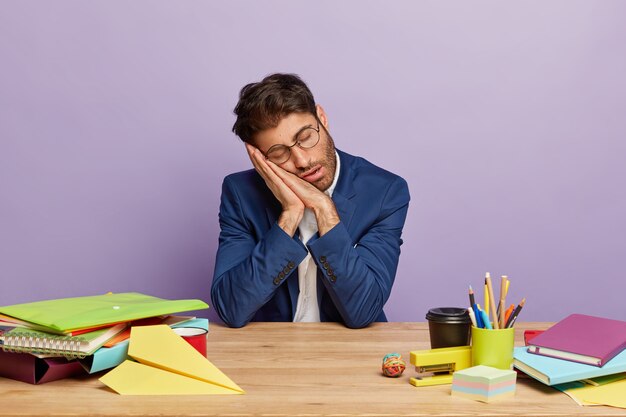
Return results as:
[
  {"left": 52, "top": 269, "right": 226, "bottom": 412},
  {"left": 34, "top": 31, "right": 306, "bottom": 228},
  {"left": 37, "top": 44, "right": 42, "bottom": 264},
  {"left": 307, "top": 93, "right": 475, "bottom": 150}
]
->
[{"left": 99, "top": 325, "right": 244, "bottom": 395}]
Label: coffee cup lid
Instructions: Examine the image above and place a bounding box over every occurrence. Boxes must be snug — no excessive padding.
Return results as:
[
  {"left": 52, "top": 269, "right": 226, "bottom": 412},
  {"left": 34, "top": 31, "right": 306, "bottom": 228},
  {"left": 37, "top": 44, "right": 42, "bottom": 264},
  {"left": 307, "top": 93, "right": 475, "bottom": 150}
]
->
[{"left": 425, "top": 307, "right": 470, "bottom": 323}]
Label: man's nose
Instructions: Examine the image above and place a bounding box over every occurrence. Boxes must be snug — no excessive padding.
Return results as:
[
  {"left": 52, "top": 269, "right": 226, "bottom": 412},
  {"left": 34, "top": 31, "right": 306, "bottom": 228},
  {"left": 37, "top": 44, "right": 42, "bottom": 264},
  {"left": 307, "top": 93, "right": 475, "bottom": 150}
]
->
[{"left": 290, "top": 146, "right": 309, "bottom": 169}]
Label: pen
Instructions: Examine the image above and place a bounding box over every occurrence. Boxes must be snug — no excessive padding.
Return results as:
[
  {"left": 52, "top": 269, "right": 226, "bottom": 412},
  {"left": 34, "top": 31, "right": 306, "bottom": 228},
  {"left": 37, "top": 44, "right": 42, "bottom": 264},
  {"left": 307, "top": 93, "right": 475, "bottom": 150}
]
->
[
  {"left": 485, "top": 273, "right": 499, "bottom": 329},
  {"left": 505, "top": 298, "right": 526, "bottom": 328},
  {"left": 474, "top": 303, "right": 484, "bottom": 328},
  {"left": 480, "top": 309, "right": 492, "bottom": 329},
  {"left": 504, "top": 304, "right": 515, "bottom": 326}
]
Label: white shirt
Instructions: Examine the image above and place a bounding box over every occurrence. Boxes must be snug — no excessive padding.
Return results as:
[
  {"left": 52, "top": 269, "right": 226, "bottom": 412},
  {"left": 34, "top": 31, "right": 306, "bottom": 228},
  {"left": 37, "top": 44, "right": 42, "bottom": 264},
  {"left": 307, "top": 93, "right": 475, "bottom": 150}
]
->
[{"left": 293, "top": 152, "right": 341, "bottom": 322}]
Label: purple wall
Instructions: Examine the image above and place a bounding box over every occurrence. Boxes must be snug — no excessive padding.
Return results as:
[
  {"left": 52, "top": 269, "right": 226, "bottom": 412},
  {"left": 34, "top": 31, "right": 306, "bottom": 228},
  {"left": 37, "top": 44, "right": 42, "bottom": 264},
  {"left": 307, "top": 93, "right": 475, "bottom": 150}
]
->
[{"left": 1, "top": 1, "right": 625, "bottom": 322}]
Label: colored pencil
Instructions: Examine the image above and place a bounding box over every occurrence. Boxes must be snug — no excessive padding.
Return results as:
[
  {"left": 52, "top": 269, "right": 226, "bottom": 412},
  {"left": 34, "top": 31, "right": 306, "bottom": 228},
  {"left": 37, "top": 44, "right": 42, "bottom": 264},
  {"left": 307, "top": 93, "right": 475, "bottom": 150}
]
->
[
  {"left": 499, "top": 275, "right": 507, "bottom": 329},
  {"left": 467, "top": 308, "right": 478, "bottom": 328},
  {"left": 484, "top": 278, "right": 490, "bottom": 321},
  {"left": 485, "top": 273, "right": 499, "bottom": 329},
  {"left": 505, "top": 298, "right": 526, "bottom": 328},
  {"left": 469, "top": 285, "right": 476, "bottom": 307}
]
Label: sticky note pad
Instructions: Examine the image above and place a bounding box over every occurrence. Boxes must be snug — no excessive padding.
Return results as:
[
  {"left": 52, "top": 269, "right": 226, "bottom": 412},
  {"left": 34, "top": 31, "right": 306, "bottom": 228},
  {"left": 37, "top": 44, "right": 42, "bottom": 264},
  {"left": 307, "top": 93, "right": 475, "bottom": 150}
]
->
[{"left": 451, "top": 365, "right": 516, "bottom": 403}]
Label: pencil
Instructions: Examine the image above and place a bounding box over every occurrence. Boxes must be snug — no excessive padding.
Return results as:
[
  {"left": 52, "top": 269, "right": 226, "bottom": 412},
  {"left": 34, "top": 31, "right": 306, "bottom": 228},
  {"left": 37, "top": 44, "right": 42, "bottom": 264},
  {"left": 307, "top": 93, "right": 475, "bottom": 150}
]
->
[
  {"left": 496, "top": 275, "right": 508, "bottom": 325},
  {"left": 485, "top": 274, "right": 499, "bottom": 329},
  {"left": 499, "top": 275, "right": 507, "bottom": 329},
  {"left": 469, "top": 285, "right": 482, "bottom": 328},
  {"left": 467, "top": 308, "right": 478, "bottom": 328},
  {"left": 484, "top": 275, "right": 490, "bottom": 321},
  {"left": 505, "top": 298, "right": 526, "bottom": 328}
]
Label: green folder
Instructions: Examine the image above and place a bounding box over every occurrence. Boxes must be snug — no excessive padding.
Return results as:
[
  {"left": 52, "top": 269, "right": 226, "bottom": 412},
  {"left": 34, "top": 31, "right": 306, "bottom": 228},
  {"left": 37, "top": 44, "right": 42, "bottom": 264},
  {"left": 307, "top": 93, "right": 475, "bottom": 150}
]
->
[{"left": 0, "top": 293, "right": 209, "bottom": 333}]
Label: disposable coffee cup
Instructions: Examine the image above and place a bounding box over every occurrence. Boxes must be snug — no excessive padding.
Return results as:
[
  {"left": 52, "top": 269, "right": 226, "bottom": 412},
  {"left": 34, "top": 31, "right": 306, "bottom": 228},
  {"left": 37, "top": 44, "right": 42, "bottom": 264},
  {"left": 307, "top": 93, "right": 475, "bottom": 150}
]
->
[
  {"left": 426, "top": 307, "right": 472, "bottom": 349},
  {"left": 172, "top": 327, "right": 208, "bottom": 356}
]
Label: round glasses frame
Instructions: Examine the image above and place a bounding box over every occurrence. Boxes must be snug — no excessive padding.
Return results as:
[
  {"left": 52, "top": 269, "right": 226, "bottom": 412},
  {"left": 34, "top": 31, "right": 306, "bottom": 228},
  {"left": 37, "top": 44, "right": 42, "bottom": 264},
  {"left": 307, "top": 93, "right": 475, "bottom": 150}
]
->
[{"left": 264, "top": 121, "right": 321, "bottom": 164}]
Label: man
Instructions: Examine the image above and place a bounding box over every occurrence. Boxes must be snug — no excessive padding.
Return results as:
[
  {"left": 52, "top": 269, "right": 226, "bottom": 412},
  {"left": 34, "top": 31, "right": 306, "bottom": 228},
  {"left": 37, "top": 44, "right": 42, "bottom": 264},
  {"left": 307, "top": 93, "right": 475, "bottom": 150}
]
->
[{"left": 211, "top": 73, "right": 410, "bottom": 328}]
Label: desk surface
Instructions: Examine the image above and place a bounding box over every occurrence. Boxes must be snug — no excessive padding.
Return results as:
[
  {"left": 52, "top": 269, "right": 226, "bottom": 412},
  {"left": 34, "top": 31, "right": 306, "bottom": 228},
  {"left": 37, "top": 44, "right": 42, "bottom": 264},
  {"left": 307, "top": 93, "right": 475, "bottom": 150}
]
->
[{"left": 1, "top": 322, "right": 624, "bottom": 417}]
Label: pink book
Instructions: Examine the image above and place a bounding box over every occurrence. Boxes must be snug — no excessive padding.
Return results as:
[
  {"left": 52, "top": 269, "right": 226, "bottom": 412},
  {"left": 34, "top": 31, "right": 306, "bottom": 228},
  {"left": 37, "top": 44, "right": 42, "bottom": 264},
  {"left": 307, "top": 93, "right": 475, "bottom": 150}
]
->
[{"left": 527, "top": 314, "right": 626, "bottom": 367}]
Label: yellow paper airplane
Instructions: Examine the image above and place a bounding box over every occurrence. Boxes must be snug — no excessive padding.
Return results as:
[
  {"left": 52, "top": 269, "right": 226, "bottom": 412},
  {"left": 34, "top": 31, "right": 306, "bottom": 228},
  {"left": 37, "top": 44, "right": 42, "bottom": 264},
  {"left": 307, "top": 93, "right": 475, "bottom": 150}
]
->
[{"left": 99, "top": 325, "right": 244, "bottom": 395}]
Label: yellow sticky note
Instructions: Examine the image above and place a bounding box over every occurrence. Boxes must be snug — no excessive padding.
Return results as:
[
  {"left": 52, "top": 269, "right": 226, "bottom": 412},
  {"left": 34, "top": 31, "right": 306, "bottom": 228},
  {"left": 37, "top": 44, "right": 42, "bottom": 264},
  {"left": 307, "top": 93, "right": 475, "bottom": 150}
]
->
[
  {"left": 100, "top": 360, "right": 241, "bottom": 395},
  {"left": 99, "top": 325, "right": 244, "bottom": 395}
]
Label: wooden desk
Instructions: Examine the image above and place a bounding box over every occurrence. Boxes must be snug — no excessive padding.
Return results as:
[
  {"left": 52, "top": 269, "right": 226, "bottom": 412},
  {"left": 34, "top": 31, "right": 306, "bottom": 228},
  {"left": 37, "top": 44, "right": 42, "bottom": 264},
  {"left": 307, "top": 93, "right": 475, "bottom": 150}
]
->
[{"left": 0, "top": 322, "right": 623, "bottom": 416}]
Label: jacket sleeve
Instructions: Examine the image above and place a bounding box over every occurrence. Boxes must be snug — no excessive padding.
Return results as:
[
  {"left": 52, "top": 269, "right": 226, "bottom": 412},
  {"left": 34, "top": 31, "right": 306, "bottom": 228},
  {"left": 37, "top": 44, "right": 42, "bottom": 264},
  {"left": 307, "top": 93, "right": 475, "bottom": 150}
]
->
[
  {"left": 210, "top": 177, "right": 308, "bottom": 328},
  {"left": 306, "top": 176, "right": 410, "bottom": 328}
]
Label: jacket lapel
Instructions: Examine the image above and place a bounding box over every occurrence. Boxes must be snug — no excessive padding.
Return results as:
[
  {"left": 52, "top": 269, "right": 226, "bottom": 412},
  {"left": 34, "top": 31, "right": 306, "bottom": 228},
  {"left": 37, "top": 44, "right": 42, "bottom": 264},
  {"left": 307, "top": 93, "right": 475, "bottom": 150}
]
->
[{"left": 331, "top": 150, "right": 356, "bottom": 231}]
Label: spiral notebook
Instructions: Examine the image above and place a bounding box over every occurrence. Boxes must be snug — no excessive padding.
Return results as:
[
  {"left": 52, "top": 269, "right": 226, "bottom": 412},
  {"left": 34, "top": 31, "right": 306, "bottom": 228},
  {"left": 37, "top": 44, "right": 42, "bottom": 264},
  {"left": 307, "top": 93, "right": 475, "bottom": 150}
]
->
[{"left": 1, "top": 323, "right": 126, "bottom": 359}]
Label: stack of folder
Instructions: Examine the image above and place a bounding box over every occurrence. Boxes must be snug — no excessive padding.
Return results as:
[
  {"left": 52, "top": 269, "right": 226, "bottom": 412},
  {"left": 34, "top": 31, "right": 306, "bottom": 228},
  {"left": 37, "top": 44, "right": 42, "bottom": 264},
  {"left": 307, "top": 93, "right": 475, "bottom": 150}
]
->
[
  {"left": 0, "top": 292, "right": 209, "bottom": 384},
  {"left": 513, "top": 313, "right": 626, "bottom": 409}
]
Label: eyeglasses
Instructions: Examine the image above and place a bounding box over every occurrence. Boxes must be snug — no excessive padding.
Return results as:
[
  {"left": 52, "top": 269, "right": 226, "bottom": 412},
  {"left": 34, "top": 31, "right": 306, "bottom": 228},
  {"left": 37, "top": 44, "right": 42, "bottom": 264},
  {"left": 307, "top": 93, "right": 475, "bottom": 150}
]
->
[{"left": 264, "top": 121, "right": 321, "bottom": 164}]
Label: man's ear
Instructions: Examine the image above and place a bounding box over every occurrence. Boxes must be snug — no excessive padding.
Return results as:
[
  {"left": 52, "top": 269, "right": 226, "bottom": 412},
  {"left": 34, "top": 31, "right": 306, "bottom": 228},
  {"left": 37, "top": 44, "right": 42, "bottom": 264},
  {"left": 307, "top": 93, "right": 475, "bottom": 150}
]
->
[{"left": 316, "top": 104, "right": 329, "bottom": 130}]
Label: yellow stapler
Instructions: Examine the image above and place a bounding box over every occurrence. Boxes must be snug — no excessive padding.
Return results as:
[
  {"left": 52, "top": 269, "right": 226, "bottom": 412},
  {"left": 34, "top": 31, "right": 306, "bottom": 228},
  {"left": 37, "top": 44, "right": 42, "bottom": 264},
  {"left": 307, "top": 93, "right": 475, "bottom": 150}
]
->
[{"left": 409, "top": 346, "right": 471, "bottom": 387}]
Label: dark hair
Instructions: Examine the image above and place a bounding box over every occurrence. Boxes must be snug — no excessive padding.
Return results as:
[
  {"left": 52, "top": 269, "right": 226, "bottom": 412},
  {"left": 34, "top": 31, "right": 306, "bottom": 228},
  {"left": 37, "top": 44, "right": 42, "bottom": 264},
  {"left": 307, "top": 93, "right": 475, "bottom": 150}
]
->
[{"left": 232, "top": 73, "right": 317, "bottom": 143}]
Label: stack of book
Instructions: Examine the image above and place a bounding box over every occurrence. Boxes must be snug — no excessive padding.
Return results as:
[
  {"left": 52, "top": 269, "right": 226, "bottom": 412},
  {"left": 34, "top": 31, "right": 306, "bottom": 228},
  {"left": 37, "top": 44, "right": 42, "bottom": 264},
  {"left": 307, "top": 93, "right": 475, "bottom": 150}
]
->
[
  {"left": 0, "top": 292, "right": 209, "bottom": 384},
  {"left": 513, "top": 314, "right": 626, "bottom": 386}
]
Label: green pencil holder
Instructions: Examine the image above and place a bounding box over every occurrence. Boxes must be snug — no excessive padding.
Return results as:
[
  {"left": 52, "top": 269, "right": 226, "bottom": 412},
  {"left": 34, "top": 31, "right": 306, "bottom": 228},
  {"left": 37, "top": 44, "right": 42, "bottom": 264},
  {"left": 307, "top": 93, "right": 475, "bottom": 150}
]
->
[{"left": 471, "top": 326, "right": 515, "bottom": 370}]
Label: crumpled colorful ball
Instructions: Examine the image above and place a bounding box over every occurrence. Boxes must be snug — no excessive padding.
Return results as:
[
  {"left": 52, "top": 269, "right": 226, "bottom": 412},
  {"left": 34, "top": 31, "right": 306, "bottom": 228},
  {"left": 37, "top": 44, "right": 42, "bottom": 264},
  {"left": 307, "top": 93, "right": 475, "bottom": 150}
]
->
[{"left": 382, "top": 353, "right": 406, "bottom": 377}]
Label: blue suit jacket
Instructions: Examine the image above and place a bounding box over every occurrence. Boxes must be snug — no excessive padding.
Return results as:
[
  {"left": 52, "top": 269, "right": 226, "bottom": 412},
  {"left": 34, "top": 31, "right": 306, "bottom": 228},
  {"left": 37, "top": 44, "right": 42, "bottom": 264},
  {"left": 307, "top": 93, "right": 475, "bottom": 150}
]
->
[{"left": 211, "top": 149, "right": 410, "bottom": 328}]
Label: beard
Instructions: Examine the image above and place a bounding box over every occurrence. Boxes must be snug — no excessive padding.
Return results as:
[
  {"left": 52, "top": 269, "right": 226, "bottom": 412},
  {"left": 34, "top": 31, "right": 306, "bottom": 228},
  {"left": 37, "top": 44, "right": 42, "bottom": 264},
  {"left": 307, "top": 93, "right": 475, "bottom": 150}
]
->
[{"left": 300, "top": 128, "right": 337, "bottom": 192}]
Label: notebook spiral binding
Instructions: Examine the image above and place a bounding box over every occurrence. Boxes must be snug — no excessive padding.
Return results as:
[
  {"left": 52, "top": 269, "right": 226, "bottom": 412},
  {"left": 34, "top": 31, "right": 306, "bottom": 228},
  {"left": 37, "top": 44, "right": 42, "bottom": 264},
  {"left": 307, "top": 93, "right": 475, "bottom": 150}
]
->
[{"left": 2, "top": 331, "right": 88, "bottom": 359}]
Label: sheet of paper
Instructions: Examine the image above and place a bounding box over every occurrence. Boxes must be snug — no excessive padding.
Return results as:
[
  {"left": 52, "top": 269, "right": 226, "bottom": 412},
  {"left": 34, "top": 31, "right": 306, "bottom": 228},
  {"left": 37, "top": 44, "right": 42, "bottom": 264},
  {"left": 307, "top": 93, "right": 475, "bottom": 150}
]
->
[
  {"left": 557, "top": 378, "right": 626, "bottom": 408},
  {"left": 100, "top": 360, "right": 241, "bottom": 395},
  {"left": 555, "top": 381, "right": 602, "bottom": 406},
  {"left": 99, "top": 325, "right": 244, "bottom": 395},
  {"left": 129, "top": 325, "right": 243, "bottom": 393},
  {"left": 576, "top": 378, "right": 626, "bottom": 408}
]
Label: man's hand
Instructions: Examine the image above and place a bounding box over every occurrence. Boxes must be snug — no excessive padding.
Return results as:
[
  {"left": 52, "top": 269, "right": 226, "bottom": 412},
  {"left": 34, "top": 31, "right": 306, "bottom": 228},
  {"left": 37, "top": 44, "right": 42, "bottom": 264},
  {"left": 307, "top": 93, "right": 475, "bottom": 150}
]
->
[
  {"left": 266, "top": 159, "right": 340, "bottom": 236},
  {"left": 246, "top": 144, "right": 304, "bottom": 236}
]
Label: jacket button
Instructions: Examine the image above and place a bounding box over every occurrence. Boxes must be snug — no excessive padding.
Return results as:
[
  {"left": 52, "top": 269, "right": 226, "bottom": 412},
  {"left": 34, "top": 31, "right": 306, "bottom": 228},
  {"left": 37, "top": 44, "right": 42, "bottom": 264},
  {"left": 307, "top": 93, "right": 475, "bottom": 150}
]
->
[
  {"left": 330, "top": 276, "right": 337, "bottom": 283},
  {"left": 320, "top": 256, "right": 326, "bottom": 262},
  {"left": 279, "top": 271, "right": 285, "bottom": 279},
  {"left": 287, "top": 261, "right": 295, "bottom": 268},
  {"left": 323, "top": 262, "right": 330, "bottom": 270},
  {"left": 328, "top": 269, "right": 334, "bottom": 276},
  {"left": 283, "top": 267, "right": 290, "bottom": 274},
  {"left": 273, "top": 277, "right": 281, "bottom": 285}
]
